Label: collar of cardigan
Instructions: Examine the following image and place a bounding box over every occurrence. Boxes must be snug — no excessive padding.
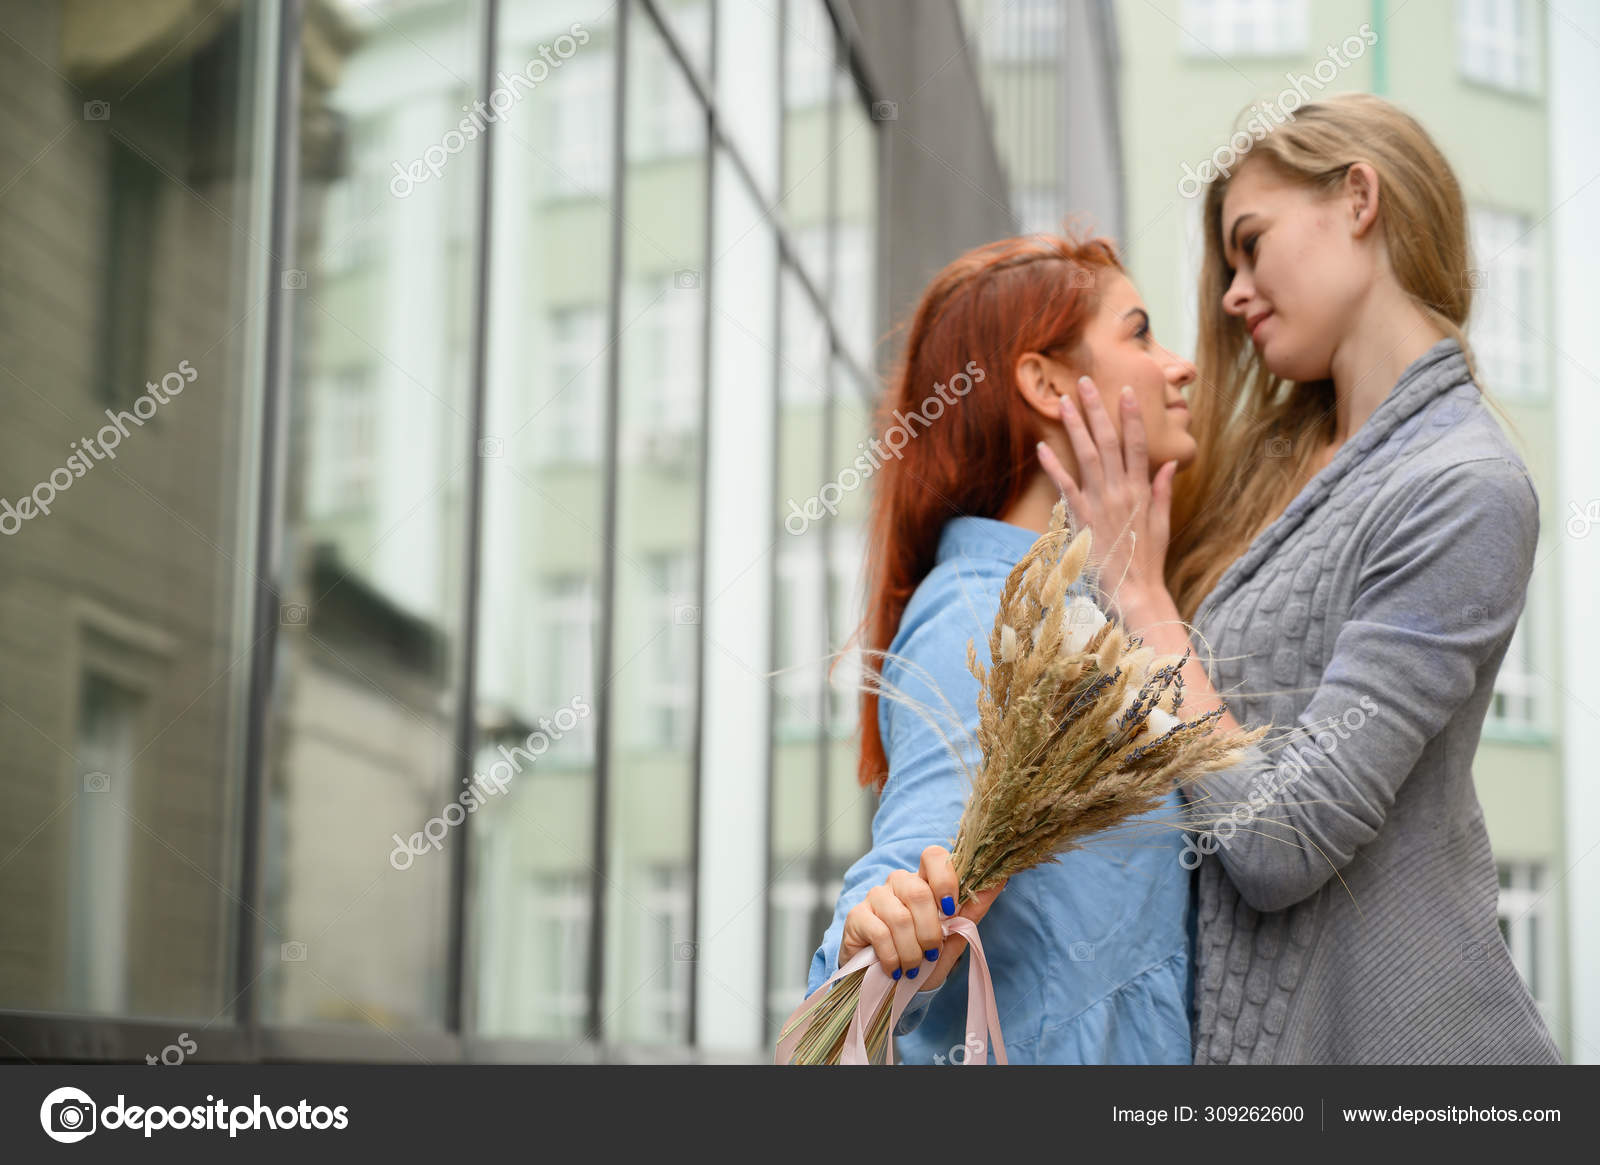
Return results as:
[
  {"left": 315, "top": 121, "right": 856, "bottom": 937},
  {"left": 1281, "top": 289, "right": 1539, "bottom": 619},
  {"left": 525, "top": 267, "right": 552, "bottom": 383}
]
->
[{"left": 1195, "top": 336, "right": 1470, "bottom": 622}]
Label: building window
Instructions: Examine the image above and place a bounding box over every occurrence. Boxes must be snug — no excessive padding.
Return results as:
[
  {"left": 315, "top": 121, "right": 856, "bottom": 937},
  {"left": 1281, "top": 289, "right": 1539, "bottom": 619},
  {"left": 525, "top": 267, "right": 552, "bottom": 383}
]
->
[
  {"left": 1489, "top": 602, "right": 1542, "bottom": 731},
  {"left": 1469, "top": 207, "right": 1543, "bottom": 399},
  {"left": 981, "top": 0, "right": 1065, "bottom": 63},
  {"left": 541, "top": 307, "right": 605, "bottom": 464},
  {"left": 1458, "top": 0, "right": 1539, "bottom": 94},
  {"left": 827, "top": 521, "right": 866, "bottom": 731},
  {"left": 549, "top": 50, "right": 612, "bottom": 197},
  {"left": 776, "top": 535, "right": 827, "bottom": 738},
  {"left": 65, "top": 673, "right": 147, "bottom": 1014},
  {"left": 314, "top": 367, "right": 378, "bottom": 513},
  {"left": 526, "top": 871, "right": 590, "bottom": 1029},
  {"left": 766, "top": 873, "right": 821, "bottom": 1032},
  {"left": 636, "top": 864, "right": 693, "bottom": 1041},
  {"left": 643, "top": 552, "right": 697, "bottom": 750},
  {"left": 535, "top": 575, "right": 598, "bottom": 765},
  {"left": 651, "top": 283, "right": 702, "bottom": 440},
  {"left": 1179, "top": 0, "right": 1308, "bottom": 57},
  {"left": 1498, "top": 863, "right": 1552, "bottom": 1018},
  {"left": 784, "top": 0, "right": 834, "bottom": 110}
]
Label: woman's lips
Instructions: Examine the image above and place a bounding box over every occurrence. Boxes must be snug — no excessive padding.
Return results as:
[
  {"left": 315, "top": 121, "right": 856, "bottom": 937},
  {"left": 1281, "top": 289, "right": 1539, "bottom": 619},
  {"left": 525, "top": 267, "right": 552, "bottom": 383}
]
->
[{"left": 1248, "top": 310, "right": 1273, "bottom": 341}]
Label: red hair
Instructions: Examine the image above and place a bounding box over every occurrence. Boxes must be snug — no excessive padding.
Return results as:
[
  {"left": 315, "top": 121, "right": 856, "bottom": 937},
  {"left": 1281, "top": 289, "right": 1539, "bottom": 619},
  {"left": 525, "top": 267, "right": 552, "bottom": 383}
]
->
[{"left": 850, "top": 232, "right": 1124, "bottom": 793}]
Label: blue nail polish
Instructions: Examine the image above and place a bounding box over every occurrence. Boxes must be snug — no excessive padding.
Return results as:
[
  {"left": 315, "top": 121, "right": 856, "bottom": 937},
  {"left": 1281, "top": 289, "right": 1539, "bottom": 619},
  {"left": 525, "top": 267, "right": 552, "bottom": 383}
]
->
[
  {"left": 891, "top": 968, "right": 901, "bottom": 980},
  {"left": 925, "top": 948, "right": 938, "bottom": 961},
  {"left": 907, "top": 967, "right": 919, "bottom": 979},
  {"left": 941, "top": 895, "right": 955, "bottom": 916}
]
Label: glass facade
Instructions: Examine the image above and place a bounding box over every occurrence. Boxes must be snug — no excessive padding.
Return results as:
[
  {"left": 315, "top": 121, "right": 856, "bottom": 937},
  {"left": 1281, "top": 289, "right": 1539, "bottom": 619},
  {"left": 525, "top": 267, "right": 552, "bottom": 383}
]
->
[{"left": 0, "top": 0, "right": 884, "bottom": 1061}]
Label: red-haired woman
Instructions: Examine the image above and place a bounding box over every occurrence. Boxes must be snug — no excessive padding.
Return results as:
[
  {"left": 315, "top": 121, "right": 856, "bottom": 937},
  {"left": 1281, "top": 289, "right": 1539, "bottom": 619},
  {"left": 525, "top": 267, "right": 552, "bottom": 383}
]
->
[{"left": 804, "top": 234, "right": 1207, "bottom": 1063}]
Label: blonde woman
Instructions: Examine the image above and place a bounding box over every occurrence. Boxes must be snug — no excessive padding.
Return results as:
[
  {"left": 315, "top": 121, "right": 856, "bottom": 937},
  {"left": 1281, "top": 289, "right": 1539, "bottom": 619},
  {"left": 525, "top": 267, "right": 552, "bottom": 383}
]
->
[{"left": 1038, "top": 93, "right": 1561, "bottom": 1064}]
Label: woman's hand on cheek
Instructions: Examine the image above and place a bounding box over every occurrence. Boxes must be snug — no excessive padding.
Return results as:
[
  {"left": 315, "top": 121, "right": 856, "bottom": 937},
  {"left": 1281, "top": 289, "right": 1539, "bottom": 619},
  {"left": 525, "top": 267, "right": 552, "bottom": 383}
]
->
[{"left": 1036, "top": 375, "right": 1177, "bottom": 619}]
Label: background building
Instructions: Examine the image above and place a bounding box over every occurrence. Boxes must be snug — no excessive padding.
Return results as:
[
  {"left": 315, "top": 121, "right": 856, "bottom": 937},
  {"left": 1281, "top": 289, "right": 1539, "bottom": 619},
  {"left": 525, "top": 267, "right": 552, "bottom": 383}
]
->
[
  {"left": 0, "top": 0, "right": 1111, "bottom": 1062},
  {"left": 2, "top": 0, "right": 1593, "bottom": 1067}
]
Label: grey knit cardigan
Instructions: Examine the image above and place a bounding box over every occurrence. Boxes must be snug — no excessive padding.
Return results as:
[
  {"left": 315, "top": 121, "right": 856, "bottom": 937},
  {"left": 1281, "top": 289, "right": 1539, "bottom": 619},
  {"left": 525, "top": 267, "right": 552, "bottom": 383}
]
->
[{"left": 1185, "top": 338, "right": 1562, "bottom": 1064}]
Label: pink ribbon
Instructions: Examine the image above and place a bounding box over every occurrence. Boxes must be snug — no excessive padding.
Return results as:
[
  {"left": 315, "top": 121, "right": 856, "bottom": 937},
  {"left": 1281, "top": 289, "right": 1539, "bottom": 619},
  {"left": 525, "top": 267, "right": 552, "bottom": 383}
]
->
[{"left": 774, "top": 914, "right": 1007, "bottom": 1066}]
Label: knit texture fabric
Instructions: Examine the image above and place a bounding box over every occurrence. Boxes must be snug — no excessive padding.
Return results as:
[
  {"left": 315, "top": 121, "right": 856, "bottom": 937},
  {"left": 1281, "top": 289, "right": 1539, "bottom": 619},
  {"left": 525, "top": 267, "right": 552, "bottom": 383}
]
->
[{"left": 1185, "top": 338, "right": 1561, "bottom": 1064}]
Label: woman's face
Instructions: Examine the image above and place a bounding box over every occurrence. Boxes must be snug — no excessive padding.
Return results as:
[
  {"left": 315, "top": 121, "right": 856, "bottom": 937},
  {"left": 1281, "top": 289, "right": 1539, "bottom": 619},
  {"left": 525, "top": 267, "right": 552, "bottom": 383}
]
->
[
  {"left": 1218, "top": 157, "right": 1371, "bottom": 383},
  {"left": 1043, "top": 270, "right": 1199, "bottom": 471}
]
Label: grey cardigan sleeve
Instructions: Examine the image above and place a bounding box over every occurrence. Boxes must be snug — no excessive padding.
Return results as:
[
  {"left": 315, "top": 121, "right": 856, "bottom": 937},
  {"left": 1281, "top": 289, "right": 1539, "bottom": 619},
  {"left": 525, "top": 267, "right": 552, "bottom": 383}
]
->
[{"left": 1181, "top": 457, "right": 1539, "bottom": 913}]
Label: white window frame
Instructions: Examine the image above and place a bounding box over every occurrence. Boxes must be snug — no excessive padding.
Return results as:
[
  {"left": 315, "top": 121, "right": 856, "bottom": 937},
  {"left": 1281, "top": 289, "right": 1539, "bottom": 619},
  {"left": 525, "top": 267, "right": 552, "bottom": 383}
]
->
[
  {"left": 524, "top": 870, "right": 590, "bottom": 1028},
  {"left": 542, "top": 306, "right": 605, "bottom": 464},
  {"left": 981, "top": 0, "right": 1065, "bottom": 64},
  {"left": 776, "top": 533, "right": 827, "bottom": 738},
  {"left": 1497, "top": 862, "right": 1554, "bottom": 1024},
  {"left": 827, "top": 521, "right": 866, "bottom": 733},
  {"left": 766, "top": 873, "right": 823, "bottom": 1029},
  {"left": 642, "top": 551, "right": 697, "bottom": 751},
  {"left": 1457, "top": 0, "right": 1540, "bottom": 94},
  {"left": 1178, "top": 0, "right": 1309, "bottom": 58},
  {"left": 534, "top": 574, "right": 597, "bottom": 765},
  {"left": 1491, "top": 579, "right": 1542, "bottom": 732},
  {"left": 1468, "top": 206, "right": 1544, "bottom": 401},
  {"left": 637, "top": 863, "right": 693, "bottom": 1041},
  {"left": 314, "top": 366, "right": 379, "bottom": 513},
  {"left": 549, "top": 50, "right": 612, "bottom": 197}
]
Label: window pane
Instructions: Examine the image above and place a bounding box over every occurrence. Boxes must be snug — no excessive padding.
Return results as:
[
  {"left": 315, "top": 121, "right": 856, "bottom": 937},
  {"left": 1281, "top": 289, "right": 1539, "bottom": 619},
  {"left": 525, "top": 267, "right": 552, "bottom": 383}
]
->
[
  {"left": 260, "top": 0, "right": 487, "bottom": 1032},
  {"left": 0, "top": 1, "right": 270, "bottom": 1018},
  {"left": 600, "top": 10, "right": 707, "bottom": 1046},
  {"left": 654, "top": 0, "right": 711, "bottom": 81},
  {"left": 824, "top": 367, "right": 874, "bottom": 879},
  {"left": 781, "top": 0, "right": 834, "bottom": 285},
  {"left": 832, "top": 76, "right": 878, "bottom": 368},
  {"left": 470, "top": 0, "right": 616, "bottom": 1043},
  {"left": 716, "top": 0, "right": 781, "bottom": 200},
  {"left": 766, "top": 268, "right": 831, "bottom": 1041}
]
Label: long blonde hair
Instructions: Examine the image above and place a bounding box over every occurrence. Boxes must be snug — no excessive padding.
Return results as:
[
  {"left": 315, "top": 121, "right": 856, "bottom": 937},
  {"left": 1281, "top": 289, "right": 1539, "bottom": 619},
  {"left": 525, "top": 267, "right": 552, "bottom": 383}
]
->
[{"left": 1167, "top": 93, "right": 1499, "bottom": 622}]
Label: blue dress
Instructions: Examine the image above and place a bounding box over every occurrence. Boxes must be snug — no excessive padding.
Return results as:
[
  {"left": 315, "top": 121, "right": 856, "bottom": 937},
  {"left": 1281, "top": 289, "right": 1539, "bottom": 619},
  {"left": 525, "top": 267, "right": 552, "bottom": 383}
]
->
[{"left": 805, "top": 515, "right": 1194, "bottom": 1063}]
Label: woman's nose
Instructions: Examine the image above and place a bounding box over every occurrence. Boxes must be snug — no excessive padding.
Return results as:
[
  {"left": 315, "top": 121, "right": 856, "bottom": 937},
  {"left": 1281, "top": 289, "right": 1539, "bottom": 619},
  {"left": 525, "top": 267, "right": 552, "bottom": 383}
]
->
[{"left": 1222, "top": 270, "right": 1251, "bottom": 316}]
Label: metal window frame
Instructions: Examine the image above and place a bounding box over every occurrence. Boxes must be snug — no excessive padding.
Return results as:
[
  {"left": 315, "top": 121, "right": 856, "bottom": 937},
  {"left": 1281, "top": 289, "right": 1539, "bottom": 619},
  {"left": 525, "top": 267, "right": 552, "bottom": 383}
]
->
[{"left": 0, "top": 0, "right": 885, "bottom": 1066}]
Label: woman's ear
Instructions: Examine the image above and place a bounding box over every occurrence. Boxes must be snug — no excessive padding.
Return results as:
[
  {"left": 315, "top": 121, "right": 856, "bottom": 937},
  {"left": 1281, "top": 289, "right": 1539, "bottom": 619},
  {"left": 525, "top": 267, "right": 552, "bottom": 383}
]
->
[
  {"left": 1346, "top": 161, "right": 1381, "bottom": 239},
  {"left": 1014, "top": 351, "right": 1071, "bottom": 424}
]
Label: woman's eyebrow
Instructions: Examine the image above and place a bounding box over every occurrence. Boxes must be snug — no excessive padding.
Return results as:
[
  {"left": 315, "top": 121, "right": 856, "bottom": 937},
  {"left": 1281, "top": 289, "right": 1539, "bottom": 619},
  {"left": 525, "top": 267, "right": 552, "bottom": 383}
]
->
[
  {"left": 1124, "top": 307, "right": 1149, "bottom": 326},
  {"left": 1226, "top": 212, "right": 1258, "bottom": 259}
]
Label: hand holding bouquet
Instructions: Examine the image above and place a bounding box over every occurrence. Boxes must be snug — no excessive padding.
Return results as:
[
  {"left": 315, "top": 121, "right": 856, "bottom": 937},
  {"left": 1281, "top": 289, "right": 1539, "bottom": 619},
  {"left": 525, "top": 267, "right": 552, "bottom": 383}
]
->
[{"left": 776, "top": 500, "right": 1265, "bottom": 1065}]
